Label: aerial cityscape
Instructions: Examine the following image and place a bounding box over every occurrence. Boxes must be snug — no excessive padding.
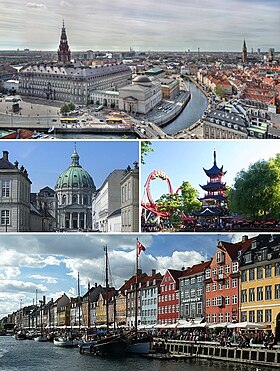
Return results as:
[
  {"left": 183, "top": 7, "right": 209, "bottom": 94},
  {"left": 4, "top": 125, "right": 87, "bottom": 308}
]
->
[{"left": 0, "top": 1, "right": 279, "bottom": 139}]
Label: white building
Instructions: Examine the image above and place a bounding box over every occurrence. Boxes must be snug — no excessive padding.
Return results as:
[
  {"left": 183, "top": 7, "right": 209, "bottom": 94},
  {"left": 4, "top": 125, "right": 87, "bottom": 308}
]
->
[
  {"left": 0, "top": 151, "right": 31, "bottom": 232},
  {"left": 118, "top": 75, "right": 162, "bottom": 114}
]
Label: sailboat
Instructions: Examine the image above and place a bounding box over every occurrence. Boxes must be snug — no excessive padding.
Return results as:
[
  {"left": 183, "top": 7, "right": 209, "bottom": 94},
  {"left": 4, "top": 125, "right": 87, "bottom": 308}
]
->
[
  {"left": 34, "top": 300, "right": 47, "bottom": 342},
  {"left": 90, "top": 245, "right": 129, "bottom": 356},
  {"left": 125, "top": 239, "right": 152, "bottom": 354}
]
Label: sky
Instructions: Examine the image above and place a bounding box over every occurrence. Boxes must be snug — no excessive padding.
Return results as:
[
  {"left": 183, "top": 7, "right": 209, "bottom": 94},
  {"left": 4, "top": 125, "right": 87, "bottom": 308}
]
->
[
  {"left": 0, "top": 140, "right": 139, "bottom": 192},
  {"left": 0, "top": 232, "right": 256, "bottom": 318},
  {"left": 141, "top": 139, "right": 280, "bottom": 202},
  {"left": 0, "top": 0, "right": 279, "bottom": 51}
]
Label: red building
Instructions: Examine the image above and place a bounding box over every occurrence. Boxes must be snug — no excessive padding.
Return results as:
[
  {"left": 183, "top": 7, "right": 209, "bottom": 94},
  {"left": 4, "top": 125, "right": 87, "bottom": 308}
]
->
[
  {"left": 158, "top": 269, "right": 183, "bottom": 325},
  {"left": 205, "top": 236, "right": 255, "bottom": 324}
]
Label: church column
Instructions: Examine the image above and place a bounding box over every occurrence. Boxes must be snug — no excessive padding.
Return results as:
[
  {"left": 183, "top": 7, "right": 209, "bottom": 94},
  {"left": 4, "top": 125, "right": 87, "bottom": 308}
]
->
[
  {"left": 78, "top": 213, "right": 80, "bottom": 229},
  {"left": 70, "top": 212, "right": 73, "bottom": 229}
]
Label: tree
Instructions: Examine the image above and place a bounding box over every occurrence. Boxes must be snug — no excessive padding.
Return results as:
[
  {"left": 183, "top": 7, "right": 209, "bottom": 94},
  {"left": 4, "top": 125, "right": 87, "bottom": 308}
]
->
[
  {"left": 156, "top": 181, "right": 202, "bottom": 228},
  {"left": 214, "top": 85, "right": 228, "bottom": 99},
  {"left": 228, "top": 156, "right": 280, "bottom": 220},
  {"left": 141, "top": 141, "right": 154, "bottom": 164},
  {"left": 60, "top": 102, "right": 75, "bottom": 115}
]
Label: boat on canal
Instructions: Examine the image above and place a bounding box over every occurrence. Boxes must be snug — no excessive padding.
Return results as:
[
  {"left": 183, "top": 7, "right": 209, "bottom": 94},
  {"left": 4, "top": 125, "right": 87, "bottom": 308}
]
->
[{"left": 53, "top": 336, "right": 76, "bottom": 347}]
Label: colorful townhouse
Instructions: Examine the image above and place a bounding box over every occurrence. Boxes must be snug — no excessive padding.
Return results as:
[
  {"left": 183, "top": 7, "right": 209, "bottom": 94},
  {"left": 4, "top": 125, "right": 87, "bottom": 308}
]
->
[
  {"left": 140, "top": 270, "right": 163, "bottom": 326},
  {"left": 179, "top": 260, "right": 211, "bottom": 321},
  {"left": 158, "top": 269, "right": 184, "bottom": 325},
  {"left": 205, "top": 236, "right": 254, "bottom": 324},
  {"left": 239, "top": 235, "right": 280, "bottom": 340}
]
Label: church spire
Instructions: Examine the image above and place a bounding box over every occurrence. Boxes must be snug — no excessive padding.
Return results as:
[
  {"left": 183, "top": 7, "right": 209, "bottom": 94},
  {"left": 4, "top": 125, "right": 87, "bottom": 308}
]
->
[
  {"left": 242, "top": 38, "right": 247, "bottom": 65},
  {"left": 58, "top": 20, "right": 71, "bottom": 64}
]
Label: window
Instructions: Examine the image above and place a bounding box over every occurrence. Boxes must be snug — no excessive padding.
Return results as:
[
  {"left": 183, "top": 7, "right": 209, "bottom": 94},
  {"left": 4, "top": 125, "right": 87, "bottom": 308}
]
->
[
  {"left": 232, "top": 278, "right": 237, "bottom": 288},
  {"left": 257, "top": 266, "right": 263, "bottom": 279},
  {"left": 225, "top": 296, "right": 230, "bottom": 305},
  {"left": 257, "top": 310, "right": 263, "bottom": 323},
  {"left": 218, "top": 283, "right": 223, "bottom": 290},
  {"left": 218, "top": 313, "right": 223, "bottom": 323},
  {"left": 2, "top": 180, "right": 10, "bottom": 197},
  {"left": 232, "top": 295, "right": 237, "bottom": 304},
  {"left": 212, "top": 314, "right": 217, "bottom": 323},
  {"left": 241, "top": 312, "right": 247, "bottom": 322},
  {"left": 241, "top": 270, "right": 247, "bottom": 282},
  {"left": 216, "top": 251, "right": 224, "bottom": 263},
  {"left": 218, "top": 266, "right": 223, "bottom": 275},
  {"left": 257, "top": 287, "right": 263, "bottom": 301},
  {"left": 190, "top": 277, "right": 196, "bottom": 284},
  {"left": 249, "top": 268, "right": 255, "bottom": 281},
  {"left": 275, "top": 284, "right": 280, "bottom": 299},
  {"left": 197, "top": 302, "right": 202, "bottom": 315},
  {"left": 212, "top": 268, "right": 217, "bottom": 277},
  {"left": 265, "top": 309, "right": 272, "bottom": 323},
  {"left": 241, "top": 289, "right": 247, "bottom": 303},
  {"left": 265, "top": 264, "right": 272, "bottom": 278},
  {"left": 265, "top": 285, "right": 272, "bottom": 300},
  {"left": 225, "top": 280, "right": 230, "bottom": 289},
  {"left": 205, "top": 269, "right": 211, "bottom": 279},
  {"left": 212, "top": 283, "right": 216, "bottom": 291},
  {"left": 1, "top": 210, "right": 10, "bottom": 225},
  {"left": 249, "top": 288, "right": 255, "bottom": 302},
  {"left": 275, "top": 262, "right": 280, "bottom": 276},
  {"left": 206, "top": 299, "right": 210, "bottom": 307},
  {"left": 232, "top": 262, "right": 238, "bottom": 273},
  {"left": 225, "top": 265, "right": 230, "bottom": 274},
  {"left": 225, "top": 312, "right": 230, "bottom": 322},
  {"left": 206, "top": 284, "right": 211, "bottom": 292},
  {"left": 197, "top": 275, "right": 202, "bottom": 283},
  {"left": 249, "top": 311, "right": 255, "bottom": 322}
]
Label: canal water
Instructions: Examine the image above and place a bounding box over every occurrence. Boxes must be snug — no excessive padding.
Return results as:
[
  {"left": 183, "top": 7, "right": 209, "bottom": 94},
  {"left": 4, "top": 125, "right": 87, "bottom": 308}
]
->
[
  {"left": 163, "top": 81, "right": 208, "bottom": 135},
  {"left": 0, "top": 337, "right": 273, "bottom": 371}
]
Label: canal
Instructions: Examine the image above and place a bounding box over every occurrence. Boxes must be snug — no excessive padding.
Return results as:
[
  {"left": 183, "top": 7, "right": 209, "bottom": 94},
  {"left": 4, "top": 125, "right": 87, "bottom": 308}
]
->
[
  {"left": 0, "top": 336, "right": 274, "bottom": 371},
  {"left": 163, "top": 81, "right": 208, "bottom": 136}
]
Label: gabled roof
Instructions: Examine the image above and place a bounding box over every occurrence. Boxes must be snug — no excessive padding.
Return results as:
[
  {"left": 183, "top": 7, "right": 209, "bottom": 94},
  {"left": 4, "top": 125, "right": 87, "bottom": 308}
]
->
[
  {"left": 181, "top": 260, "right": 212, "bottom": 278},
  {"left": 119, "top": 272, "right": 148, "bottom": 293},
  {"left": 217, "top": 236, "right": 256, "bottom": 261}
]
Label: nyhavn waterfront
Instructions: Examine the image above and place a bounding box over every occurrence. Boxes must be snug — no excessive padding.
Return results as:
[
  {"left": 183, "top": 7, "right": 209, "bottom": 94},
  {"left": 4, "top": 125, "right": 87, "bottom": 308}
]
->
[{"left": 0, "top": 336, "right": 275, "bottom": 371}]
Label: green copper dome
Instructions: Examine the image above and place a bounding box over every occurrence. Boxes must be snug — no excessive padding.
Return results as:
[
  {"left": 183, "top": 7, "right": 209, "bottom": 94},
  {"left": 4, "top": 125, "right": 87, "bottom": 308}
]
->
[{"left": 55, "top": 148, "right": 96, "bottom": 190}]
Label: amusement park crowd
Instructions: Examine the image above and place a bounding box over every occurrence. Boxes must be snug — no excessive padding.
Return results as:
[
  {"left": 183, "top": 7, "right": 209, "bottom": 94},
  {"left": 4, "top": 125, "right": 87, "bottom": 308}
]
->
[{"left": 157, "top": 329, "right": 277, "bottom": 349}]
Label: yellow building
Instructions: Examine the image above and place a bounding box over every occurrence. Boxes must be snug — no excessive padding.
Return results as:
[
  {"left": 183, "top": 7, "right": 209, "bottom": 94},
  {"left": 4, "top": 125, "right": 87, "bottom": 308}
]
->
[{"left": 239, "top": 235, "right": 280, "bottom": 339}]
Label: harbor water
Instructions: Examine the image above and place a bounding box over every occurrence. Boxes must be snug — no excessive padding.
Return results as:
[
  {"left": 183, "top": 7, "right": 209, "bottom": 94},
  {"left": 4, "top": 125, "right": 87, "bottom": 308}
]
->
[
  {"left": 0, "top": 337, "right": 273, "bottom": 371},
  {"left": 163, "top": 81, "right": 208, "bottom": 135}
]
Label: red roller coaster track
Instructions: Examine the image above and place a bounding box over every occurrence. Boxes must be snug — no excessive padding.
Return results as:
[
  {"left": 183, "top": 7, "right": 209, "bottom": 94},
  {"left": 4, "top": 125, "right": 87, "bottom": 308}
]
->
[{"left": 141, "top": 170, "right": 174, "bottom": 218}]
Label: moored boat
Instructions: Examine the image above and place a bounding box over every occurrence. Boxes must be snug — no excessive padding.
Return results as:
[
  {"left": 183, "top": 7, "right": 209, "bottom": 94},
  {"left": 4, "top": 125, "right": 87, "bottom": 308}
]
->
[
  {"left": 34, "top": 335, "right": 48, "bottom": 342},
  {"left": 53, "top": 336, "right": 75, "bottom": 347},
  {"left": 92, "top": 334, "right": 129, "bottom": 356}
]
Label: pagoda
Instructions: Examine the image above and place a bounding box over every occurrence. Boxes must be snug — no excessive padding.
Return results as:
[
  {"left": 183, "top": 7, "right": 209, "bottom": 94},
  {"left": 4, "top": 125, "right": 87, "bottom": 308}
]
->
[
  {"left": 195, "top": 150, "right": 228, "bottom": 218},
  {"left": 57, "top": 20, "right": 71, "bottom": 64}
]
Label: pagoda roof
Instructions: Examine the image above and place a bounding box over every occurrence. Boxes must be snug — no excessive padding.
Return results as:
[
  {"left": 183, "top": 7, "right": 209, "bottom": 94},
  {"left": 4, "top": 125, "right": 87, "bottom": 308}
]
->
[
  {"left": 200, "top": 182, "right": 226, "bottom": 191},
  {"left": 200, "top": 194, "right": 227, "bottom": 201},
  {"left": 203, "top": 150, "right": 226, "bottom": 177},
  {"left": 194, "top": 207, "right": 223, "bottom": 217}
]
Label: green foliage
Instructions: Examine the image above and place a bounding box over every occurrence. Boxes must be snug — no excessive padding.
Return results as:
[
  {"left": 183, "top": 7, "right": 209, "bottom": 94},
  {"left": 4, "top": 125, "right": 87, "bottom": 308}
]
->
[
  {"left": 141, "top": 141, "right": 154, "bottom": 165},
  {"left": 214, "top": 85, "right": 228, "bottom": 98},
  {"left": 156, "top": 181, "right": 202, "bottom": 228},
  {"left": 228, "top": 155, "right": 280, "bottom": 220},
  {"left": 60, "top": 102, "right": 75, "bottom": 115}
]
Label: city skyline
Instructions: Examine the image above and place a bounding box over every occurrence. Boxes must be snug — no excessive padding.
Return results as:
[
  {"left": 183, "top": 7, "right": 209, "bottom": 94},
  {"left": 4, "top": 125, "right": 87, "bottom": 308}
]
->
[
  {"left": 0, "top": 233, "right": 247, "bottom": 318},
  {"left": 0, "top": 140, "right": 139, "bottom": 193},
  {"left": 0, "top": 0, "right": 279, "bottom": 51},
  {"left": 141, "top": 140, "right": 280, "bottom": 201}
]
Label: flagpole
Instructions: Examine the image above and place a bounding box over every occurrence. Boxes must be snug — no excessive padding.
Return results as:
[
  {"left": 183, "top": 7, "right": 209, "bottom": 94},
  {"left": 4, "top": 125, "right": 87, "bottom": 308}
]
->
[{"left": 135, "top": 238, "right": 138, "bottom": 334}]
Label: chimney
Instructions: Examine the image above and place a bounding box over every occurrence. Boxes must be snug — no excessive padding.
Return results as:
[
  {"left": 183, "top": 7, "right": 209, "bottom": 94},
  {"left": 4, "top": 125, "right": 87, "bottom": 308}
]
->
[
  {"left": 137, "top": 268, "right": 142, "bottom": 275},
  {"left": 3, "top": 151, "right": 9, "bottom": 161},
  {"left": 95, "top": 282, "right": 97, "bottom": 288},
  {"left": 151, "top": 269, "right": 156, "bottom": 276},
  {"left": 43, "top": 295, "right": 46, "bottom": 305},
  {"left": 242, "top": 235, "right": 248, "bottom": 242}
]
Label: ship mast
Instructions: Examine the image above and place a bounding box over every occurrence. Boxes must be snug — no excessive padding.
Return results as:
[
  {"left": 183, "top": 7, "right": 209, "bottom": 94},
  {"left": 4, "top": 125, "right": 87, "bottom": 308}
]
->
[
  {"left": 135, "top": 239, "right": 139, "bottom": 334},
  {"left": 104, "top": 245, "right": 109, "bottom": 335}
]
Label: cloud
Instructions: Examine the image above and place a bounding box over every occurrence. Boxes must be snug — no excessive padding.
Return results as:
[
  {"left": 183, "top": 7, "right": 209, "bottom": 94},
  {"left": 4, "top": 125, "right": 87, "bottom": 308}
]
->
[
  {"left": 26, "top": 2, "right": 47, "bottom": 9},
  {"left": 29, "top": 275, "right": 58, "bottom": 284},
  {"left": 0, "top": 280, "right": 47, "bottom": 293},
  {"left": 60, "top": 0, "right": 71, "bottom": 6}
]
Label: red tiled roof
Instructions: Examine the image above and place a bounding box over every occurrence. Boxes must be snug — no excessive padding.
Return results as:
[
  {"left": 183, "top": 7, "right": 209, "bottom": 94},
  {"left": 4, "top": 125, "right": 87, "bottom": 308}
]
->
[{"left": 181, "top": 260, "right": 212, "bottom": 277}]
